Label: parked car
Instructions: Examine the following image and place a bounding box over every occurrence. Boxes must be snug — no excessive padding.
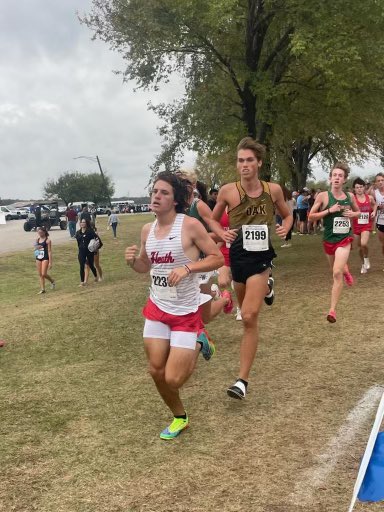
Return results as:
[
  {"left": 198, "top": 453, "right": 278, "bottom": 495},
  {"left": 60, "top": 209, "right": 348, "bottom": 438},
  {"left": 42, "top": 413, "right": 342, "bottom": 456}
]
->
[
  {"left": 0, "top": 206, "right": 21, "bottom": 220},
  {"left": 96, "top": 206, "right": 111, "bottom": 215},
  {"left": 15, "top": 208, "right": 29, "bottom": 219}
]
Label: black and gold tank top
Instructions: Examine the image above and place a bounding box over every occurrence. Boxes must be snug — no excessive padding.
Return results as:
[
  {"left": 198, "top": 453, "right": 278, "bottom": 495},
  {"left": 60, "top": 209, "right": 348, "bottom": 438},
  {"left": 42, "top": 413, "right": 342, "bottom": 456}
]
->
[{"left": 228, "top": 180, "right": 275, "bottom": 228}]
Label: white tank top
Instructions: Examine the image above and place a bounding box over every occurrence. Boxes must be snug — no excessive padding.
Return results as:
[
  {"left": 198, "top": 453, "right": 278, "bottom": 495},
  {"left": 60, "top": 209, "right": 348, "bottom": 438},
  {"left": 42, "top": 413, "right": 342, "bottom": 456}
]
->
[
  {"left": 146, "top": 214, "right": 200, "bottom": 315},
  {"left": 375, "top": 190, "right": 384, "bottom": 225}
]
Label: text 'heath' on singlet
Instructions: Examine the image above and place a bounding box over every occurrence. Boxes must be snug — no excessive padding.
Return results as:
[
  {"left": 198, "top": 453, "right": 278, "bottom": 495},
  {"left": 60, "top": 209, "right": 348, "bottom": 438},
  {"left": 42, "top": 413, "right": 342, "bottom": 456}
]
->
[{"left": 145, "top": 213, "right": 200, "bottom": 316}]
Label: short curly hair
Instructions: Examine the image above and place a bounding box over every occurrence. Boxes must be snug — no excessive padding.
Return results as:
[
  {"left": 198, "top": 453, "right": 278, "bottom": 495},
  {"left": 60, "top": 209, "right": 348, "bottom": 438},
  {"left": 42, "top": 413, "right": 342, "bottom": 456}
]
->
[{"left": 153, "top": 171, "right": 190, "bottom": 213}]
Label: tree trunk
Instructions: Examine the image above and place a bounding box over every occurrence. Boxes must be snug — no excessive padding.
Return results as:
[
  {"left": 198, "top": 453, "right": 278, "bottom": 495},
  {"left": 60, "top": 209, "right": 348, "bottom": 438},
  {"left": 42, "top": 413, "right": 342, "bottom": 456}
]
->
[
  {"left": 291, "top": 138, "right": 312, "bottom": 189},
  {"left": 242, "top": 81, "right": 257, "bottom": 137}
]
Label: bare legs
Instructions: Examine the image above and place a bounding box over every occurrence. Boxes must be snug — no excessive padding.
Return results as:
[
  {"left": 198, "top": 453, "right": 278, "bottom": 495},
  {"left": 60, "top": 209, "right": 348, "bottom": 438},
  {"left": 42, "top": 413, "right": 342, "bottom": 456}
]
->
[
  {"left": 326, "top": 244, "right": 351, "bottom": 313},
  {"left": 377, "top": 230, "right": 384, "bottom": 262},
  {"left": 355, "top": 231, "right": 370, "bottom": 262},
  {"left": 144, "top": 338, "right": 199, "bottom": 416},
  {"left": 36, "top": 260, "right": 54, "bottom": 291},
  {"left": 199, "top": 279, "right": 229, "bottom": 324},
  {"left": 232, "top": 270, "right": 269, "bottom": 381}
]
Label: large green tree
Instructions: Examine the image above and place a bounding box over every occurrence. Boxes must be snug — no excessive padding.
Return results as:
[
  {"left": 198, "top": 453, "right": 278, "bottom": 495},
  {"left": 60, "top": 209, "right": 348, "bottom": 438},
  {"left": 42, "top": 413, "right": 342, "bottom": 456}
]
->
[
  {"left": 82, "top": 0, "right": 384, "bottom": 186},
  {"left": 44, "top": 172, "right": 115, "bottom": 205}
]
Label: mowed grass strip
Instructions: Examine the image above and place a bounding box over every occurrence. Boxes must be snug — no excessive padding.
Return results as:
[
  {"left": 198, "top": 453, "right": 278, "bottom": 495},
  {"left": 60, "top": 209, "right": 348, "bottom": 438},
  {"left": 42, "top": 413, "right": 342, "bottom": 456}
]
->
[{"left": 1, "top": 216, "right": 383, "bottom": 512}]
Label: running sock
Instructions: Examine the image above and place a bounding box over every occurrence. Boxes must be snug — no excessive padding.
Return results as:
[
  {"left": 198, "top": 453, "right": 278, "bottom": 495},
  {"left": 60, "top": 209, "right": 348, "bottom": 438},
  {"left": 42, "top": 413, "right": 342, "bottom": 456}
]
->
[{"left": 174, "top": 413, "right": 187, "bottom": 420}]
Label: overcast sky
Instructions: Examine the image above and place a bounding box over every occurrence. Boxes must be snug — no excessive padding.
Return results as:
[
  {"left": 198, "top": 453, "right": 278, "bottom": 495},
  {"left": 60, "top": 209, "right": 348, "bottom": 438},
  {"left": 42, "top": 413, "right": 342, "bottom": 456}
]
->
[
  {"left": 0, "top": 0, "right": 193, "bottom": 200},
  {"left": 1, "top": 1, "right": 382, "bottom": 201}
]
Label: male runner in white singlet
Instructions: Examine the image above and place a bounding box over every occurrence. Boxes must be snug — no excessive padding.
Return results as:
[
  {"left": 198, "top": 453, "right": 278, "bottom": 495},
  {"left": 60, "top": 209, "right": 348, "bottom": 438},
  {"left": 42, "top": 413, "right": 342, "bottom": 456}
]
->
[
  {"left": 125, "top": 172, "right": 223, "bottom": 440},
  {"left": 372, "top": 173, "right": 384, "bottom": 268}
]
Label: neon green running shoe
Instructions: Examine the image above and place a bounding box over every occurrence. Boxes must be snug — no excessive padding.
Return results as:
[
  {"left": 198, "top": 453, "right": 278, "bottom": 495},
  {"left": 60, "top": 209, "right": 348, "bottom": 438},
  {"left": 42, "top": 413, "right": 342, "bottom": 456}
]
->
[{"left": 160, "top": 415, "right": 189, "bottom": 440}]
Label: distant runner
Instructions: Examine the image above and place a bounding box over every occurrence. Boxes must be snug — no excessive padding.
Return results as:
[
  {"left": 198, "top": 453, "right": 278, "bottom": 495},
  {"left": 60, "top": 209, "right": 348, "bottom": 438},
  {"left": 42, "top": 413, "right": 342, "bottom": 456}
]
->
[
  {"left": 352, "top": 178, "right": 376, "bottom": 274},
  {"left": 372, "top": 173, "right": 384, "bottom": 269},
  {"left": 308, "top": 162, "right": 360, "bottom": 323}
]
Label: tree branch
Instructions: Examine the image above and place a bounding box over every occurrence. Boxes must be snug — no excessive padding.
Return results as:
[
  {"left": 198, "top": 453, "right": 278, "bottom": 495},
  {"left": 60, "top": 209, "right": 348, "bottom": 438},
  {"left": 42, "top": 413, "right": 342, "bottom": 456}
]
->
[{"left": 262, "top": 26, "right": 294, "bottom": 72}]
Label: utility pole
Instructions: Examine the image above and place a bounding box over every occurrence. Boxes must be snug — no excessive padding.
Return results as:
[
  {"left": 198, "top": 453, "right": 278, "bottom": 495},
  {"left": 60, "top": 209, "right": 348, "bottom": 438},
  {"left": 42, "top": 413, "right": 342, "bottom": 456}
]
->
[{"left": 96, "top": 155, "right": 112, "bottom": 207}]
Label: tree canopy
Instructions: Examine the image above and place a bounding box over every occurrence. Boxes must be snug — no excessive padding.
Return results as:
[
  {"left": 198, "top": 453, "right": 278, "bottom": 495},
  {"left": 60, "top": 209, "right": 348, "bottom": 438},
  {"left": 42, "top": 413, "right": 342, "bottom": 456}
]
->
[
  {"left": 82, "top": 0, "right": 384, "bottom": 187},
  {"left": 44, "top": 171, "right": 115, "bottom": 205}
]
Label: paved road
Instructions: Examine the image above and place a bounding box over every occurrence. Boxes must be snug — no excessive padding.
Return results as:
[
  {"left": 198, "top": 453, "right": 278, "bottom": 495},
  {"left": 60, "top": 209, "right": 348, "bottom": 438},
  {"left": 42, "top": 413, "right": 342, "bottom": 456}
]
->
[{"left": 0, "top": 219, "right": 73, "bottom": 255}]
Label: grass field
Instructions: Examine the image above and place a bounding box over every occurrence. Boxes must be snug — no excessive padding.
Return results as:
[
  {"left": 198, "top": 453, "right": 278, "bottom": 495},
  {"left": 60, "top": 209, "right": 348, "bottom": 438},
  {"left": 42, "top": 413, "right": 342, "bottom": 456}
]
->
[{"left": 1, "top": 214, "right": 383, "bottom": 512}]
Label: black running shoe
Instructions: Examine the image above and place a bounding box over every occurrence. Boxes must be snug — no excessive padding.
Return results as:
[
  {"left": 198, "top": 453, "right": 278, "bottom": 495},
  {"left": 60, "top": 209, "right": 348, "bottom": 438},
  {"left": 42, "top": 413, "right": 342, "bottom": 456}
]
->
[
  {"left": 227, "top": 383, "right": 246, "bottom": 400},
  {"left": 264, "top": 276, "right": 274, "bottom": 306}
]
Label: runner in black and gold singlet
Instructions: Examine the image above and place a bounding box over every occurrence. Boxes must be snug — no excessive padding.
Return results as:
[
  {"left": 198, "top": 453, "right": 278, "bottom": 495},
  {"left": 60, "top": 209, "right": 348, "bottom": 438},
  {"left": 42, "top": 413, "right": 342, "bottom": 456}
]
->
[
  {"left": 229, "top": 180, "right": 276, "bottom": 283},
  {"left": 213, "top": 137, "right": 293, "bottom": 400}
]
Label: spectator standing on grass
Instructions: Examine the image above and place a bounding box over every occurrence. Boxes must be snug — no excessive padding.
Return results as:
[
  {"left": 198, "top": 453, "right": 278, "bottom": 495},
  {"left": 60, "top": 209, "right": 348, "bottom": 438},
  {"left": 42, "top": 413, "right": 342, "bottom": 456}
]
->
[
  {"left": 85, "top": 226, "right": 103, "bottom": 283},
  {"left": 292, "top": 191, "right": 299, "bottom": 233},
  {"left": 125, "top": 171, "right": 224, "bottom": 440},
  {"left": 34, "top": 226, "right": 55, "bottom": 294},
  {"left": 79, "top": 206, "right": 92, "bottom": 225},
  {"left": 75, "top": 218, "right": 98, "bottom": 286},
  {"left": 296, "top": 189, "right": 309, "bottom": 234},
  {"left": 107, "top": 211, "right": 119, "bottom": 238},
  {"left": 308, "top": 162, "right": 360, "bottom": 323},
  {"left": 66, "top": 206, "right": 77, "bottom": 238}
]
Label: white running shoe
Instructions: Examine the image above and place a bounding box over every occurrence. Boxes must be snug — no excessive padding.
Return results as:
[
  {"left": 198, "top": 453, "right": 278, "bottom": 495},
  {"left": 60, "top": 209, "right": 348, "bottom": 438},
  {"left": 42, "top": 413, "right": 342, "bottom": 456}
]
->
[
  {"left": 364, "top": 258, "right": 370, "bottom": 270},
  {"left": 210, "top": 283, "right": 221, "bottom": 299},
  {"left": 236, "top": 307, "right": 242, "bottom": 321},
  {"left": 361, "top": 264, "right": 367, "bottom": 274},
  {"left": 50, "top": 282, "right": 56, "bottom": 290}
]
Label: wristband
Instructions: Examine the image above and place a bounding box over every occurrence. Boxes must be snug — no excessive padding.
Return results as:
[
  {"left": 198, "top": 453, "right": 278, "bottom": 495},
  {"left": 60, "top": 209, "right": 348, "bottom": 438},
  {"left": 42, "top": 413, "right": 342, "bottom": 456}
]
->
[{"left": 184, "top": 264, "right": 191, "bottom": 274}]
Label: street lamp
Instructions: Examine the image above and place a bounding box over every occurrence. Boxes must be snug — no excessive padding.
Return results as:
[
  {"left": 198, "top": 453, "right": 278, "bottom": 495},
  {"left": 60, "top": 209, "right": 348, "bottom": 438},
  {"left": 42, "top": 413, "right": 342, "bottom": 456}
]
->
[{"left": 73, "top": 155, "right": 112, "bottom": 207}]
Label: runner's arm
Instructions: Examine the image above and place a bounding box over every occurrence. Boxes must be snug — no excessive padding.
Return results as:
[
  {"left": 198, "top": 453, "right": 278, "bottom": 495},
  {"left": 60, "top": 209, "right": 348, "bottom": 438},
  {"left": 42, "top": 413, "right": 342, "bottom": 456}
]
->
[
  {"left": 125, "top": 223, "right": 152, "bottom": 273},
  {"left": 308, "top": 192, "right": 331, "bottom": 221},
  {"left": 342, "top": 193, "right": 360, "bottom": 219},
  {"left": 167, "top": 218, "right": 224, "bottom": 287},
  {"left": 197, "top": 197, "right": 237, "bottom": 244},
  {"left": 271, "top": 183, "right": 293, "bottom": 238},
  {"left": 370, "top": 196, "right": 377, "bottom": 219}
]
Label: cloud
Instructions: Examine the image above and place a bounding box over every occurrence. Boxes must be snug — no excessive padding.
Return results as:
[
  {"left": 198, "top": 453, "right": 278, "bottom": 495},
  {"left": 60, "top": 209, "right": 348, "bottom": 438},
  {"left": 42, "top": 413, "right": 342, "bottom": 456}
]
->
[{"left": 0, "top": 0, "right": 188, "bottom": 200}]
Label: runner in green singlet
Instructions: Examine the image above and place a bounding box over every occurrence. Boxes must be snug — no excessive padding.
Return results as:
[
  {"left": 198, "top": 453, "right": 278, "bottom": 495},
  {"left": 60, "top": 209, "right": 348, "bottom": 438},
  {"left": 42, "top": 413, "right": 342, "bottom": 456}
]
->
[{"left": 308, "top": 162, "right": 360, "bottom": 323}]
